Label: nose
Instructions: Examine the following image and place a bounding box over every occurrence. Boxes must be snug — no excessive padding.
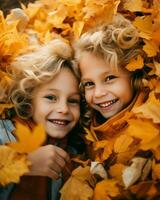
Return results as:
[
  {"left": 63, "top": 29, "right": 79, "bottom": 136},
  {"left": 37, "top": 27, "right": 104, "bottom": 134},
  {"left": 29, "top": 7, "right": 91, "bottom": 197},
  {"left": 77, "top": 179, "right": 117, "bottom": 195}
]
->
[
  {"left": 94, "top": 85, "right": 107, "bottom": 98},
  {"left": 56, "top": 100, "right": 69, "bottom": 114}
]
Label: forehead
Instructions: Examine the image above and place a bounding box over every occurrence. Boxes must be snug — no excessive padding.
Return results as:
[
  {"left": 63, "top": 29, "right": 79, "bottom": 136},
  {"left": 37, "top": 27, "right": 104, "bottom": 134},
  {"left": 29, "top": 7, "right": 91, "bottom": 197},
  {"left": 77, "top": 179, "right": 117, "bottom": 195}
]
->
[
  {"left": 35, "top": 68, "right": 80, "bottom": 94},
  {"left": 79, "top": 51, "right": 131, "bottom": 79}
]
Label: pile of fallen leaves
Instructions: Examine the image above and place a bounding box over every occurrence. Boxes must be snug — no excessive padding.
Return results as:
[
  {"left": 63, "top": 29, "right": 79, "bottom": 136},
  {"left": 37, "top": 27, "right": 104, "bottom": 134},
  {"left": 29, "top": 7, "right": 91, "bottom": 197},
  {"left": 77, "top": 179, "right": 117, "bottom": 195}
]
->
[
  {"left": 0, "top": 0, "right": 160, "bottom": 198},
  {"left": 0, "top": 121, "right": 46, "bottom": 186}
]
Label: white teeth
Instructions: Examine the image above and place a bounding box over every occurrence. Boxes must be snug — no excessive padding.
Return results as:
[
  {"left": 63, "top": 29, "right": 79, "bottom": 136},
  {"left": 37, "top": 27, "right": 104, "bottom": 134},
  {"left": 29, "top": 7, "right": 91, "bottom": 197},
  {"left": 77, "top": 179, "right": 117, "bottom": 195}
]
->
[
  {"left": 99, "top": 99, "right": 117, "bottom": 108},
  {"left": 49, "top": 120, "right": 68, "bottom": 125}
]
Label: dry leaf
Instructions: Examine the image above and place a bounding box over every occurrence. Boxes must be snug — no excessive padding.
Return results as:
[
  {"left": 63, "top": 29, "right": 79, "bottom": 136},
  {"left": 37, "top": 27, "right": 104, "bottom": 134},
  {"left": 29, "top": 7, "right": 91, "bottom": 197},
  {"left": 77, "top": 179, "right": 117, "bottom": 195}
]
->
[
  {"left": 0, "top": 145, "right": 29, "bottom": 186},
  {"left": 133, "top": 91, "right": 160, "bottom": 123},
  {"left": 114, "top": 134, "right": 133, "bottom": 153},
  {"left": 60, "top": 166, "right": 94, "bottom": 200},
  {"left": 8, "top": 121, "right": 46, "bottom": 153},
  {"left": 122, "top": 157, "right": 148, "bottom": 188},
  {"left": 126, "top": 55, "right": 144, "bottom": 71},
  {"left": 93, "top": 179, "right": 120, "bottom": 200},
  {"left": 90, "top": 161, "right": 108, "bottom": 179}
]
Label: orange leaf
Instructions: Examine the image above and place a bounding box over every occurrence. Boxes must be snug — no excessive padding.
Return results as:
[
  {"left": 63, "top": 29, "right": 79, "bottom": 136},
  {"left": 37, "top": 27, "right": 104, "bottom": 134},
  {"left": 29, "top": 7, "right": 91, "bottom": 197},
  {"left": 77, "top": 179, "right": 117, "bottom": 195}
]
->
[
  {"left": 85, "top": 127, "right": 98, "bottom": 142},
  {"left": 126, "top": 119, "right": 159, "bottom": 144},
  {"left": 0, "top": 145, "right": 29, "bottom": 186},
  {"left": 114, "top": 134, "right": 134, "bottom": 153},
  {"left": 143, "top": 40, "right": 158, "bottom": 57},
  {"left": 109, "top": 163, "right": 125, "bottom": 185},
  {"left": 133, "top": 16, "right": 153, "bottom": 39},
  {"left": 60, "top": 166, "right": 94, "bottom": 200},
  {"left": 0, "top": 103, "right": 14, "bottom": 116},
  {"left": 8, "top": 121, "right": 46, "bottom": 153},
  {"left": 133, "top": 91, "right": 160, "bottom": 123},
  {"left": 125, "top": 55, "right": 144, "bottom": 71},
  {"left": 93, "top": 179, "right": 120, "bottom": 200},
  {"left": 152, "top": 162, "right": 160, "bottom": 179}
]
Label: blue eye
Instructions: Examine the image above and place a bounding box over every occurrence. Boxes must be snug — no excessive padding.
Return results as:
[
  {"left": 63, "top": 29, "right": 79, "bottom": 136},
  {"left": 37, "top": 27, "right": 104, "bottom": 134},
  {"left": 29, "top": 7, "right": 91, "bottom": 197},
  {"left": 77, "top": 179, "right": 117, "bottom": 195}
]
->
[
  {"left": 105, "top": 75, "right": 117, "bottom": 82},
  {"left": 44, "top": 95, "right": 57, "bottom": 101}
]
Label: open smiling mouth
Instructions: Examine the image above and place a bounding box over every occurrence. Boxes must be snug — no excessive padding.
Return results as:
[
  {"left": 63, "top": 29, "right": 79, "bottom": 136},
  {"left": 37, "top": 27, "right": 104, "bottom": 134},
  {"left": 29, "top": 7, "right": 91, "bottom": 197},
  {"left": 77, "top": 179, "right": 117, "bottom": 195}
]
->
[
  {"left": 48, "top": 119, "right": 70, "bottom": 126},
  {"left": 97, "top": 98, "right": 119, "bottom": 108}
]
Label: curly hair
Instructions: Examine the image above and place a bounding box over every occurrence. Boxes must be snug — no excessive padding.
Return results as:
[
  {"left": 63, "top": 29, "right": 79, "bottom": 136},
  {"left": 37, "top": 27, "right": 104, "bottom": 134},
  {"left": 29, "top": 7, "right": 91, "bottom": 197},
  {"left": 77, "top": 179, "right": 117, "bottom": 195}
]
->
[
  {"left": 74, "top": 14, "right": 146, "bottom": 126},
  {"left": 9, "top": 39, "right": 80, "bottom": 119}
]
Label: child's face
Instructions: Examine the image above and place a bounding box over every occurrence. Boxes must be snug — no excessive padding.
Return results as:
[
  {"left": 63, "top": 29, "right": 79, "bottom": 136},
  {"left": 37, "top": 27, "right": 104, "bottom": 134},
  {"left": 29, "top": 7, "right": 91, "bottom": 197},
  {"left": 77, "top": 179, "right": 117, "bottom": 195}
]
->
[
  {"left": 79, "top": 52, "right": 134, "bottom": 119},
  {"left": 32, "top": 68, "right": 80, "bottom": 139}
]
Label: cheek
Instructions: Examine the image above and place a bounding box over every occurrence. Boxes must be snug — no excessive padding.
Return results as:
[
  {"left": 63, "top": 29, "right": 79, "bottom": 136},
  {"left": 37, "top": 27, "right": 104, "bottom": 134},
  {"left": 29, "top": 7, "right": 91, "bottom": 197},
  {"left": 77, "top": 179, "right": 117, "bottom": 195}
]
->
[{"left": 84, "top": 90, "right": 93, "bottom": 105}]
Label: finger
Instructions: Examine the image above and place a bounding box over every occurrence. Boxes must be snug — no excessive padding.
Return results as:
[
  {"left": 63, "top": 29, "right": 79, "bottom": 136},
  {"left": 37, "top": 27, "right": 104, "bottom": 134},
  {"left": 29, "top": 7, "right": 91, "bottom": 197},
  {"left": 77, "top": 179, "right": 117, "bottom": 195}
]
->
[
  {"left": 54, "top": 153, "right": 67, "bottom": 169},
  {"left": 48, "top": 168, "right": 60, "bottom": 180},
  {"left": 55, "top": 146, "right": 70, "bottom": 163},
  {"left": 50, "top": 161, "right": 62, "bottom": 174}
]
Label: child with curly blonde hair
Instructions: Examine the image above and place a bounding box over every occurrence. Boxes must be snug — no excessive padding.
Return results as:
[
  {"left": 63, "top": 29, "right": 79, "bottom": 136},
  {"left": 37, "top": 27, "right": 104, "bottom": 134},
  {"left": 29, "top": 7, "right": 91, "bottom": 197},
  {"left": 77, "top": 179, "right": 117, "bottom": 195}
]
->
[
  {"left": 63, "top": 14, "right": 160, "bottom": 199},
  {"left": 0, "top": 39, "right": 83, "bottom": 200}
]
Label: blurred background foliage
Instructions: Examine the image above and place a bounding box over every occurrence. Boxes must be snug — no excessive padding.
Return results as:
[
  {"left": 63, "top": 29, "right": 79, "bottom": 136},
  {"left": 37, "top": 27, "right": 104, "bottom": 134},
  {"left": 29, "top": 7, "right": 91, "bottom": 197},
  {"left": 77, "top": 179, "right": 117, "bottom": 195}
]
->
[{"left": 0, "top": 0, "right": 35, "bottom": 15}]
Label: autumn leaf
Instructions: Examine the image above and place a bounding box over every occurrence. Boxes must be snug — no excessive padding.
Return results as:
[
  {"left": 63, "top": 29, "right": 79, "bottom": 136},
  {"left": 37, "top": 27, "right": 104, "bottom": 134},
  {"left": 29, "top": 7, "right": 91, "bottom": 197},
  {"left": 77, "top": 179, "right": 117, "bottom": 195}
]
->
[
  {"left": 114, "top": 134, "right": 134, "bottom": 153},
  {"left": 0, "top": 145, "right": 29, "bottom": 186},
  {"left": 143, "top": 39, "right": 158, "bottom": 57},
  {"left": 133, "top": 91, "right": 160, "bottom": 123},
  {"left": 109, "top": 163, "right": 125, "bottom": 185},
  {"left": 130, "top": 181, "right": 157, "bottom": 198},
  {"left": 93, "top": 179, "right": 120, "bottom": 200},
  {"left": 0, "top": 103, "right": 14, "bottom": 116},
  {"left": 152, "top": 161, "right": 160, "bottom": 180},
  {"left": 124, "top": 0, "right": 143, "bottom": 12},
  {"left": 125, "top": 118, "right": 159, "bottom": 144},
  {"left": 60, "top": 166, "right": 94, "bottom": 200},
  {"left": 125, "top": 55, "right": 144, "bottom": 71},
  {"left": 8, "top": 121, "right": 46, "bottom": 153},
  {"left": 133, "top": 16, "right": 153, "bottom": 40},
  {"left": 84, "top": 127, "right": 98, "bottom": 142}
]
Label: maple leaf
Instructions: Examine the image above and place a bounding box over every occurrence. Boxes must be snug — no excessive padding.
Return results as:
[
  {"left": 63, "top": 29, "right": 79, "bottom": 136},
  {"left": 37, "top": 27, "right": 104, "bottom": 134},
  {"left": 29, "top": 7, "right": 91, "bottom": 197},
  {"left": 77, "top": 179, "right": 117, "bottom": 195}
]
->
[
  {"left": 60, "top": 166, "right": 94, "bottom": 200},
  {"left": 0, "top": 145, "right": 29, "bottom": 186},
  {"left": 143, "top": 39, "right": 158, "bottom": 57},
  {"left": 125, "top": 55, "right": 144, "bottom": 71},
  {"left": 125, "top": 118, "right": 159, "bottom": 144},
  {"left": 93, "top": 179, "right": 120, "bottom": 200},
  {"left": 133, "top": 16, "right": 153, "bottom": 40},
  {"left": 8, "top": 121, "right": 46, "bottom": 153}
]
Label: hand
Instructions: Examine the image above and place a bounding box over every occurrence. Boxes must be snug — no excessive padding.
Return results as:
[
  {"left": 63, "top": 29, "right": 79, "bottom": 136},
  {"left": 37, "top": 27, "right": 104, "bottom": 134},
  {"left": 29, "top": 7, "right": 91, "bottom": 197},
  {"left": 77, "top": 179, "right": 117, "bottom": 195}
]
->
[{"left": 26, "top": 144, "right": 70, "bottom": 179}]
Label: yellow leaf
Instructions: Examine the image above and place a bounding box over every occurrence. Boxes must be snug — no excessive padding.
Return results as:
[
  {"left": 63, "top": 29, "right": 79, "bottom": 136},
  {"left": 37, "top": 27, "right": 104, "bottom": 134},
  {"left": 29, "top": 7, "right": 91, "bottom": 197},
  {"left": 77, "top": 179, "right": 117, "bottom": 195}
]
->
[
  {"left": 126, "top": 55, "right": 144, "bottom": 71},
  {"left": 124, "top": 0, "right": 143, "bottom": 12},
  {"left": 0, "top": 104, "right": 14, "bottom": 116},
  {"left": 84, "top": 127, "right": 98, "bottom": 142},
  {"left": 143, "top": 40, "right": 158, "bottom": 57},
  {"left": 133, "top": 16, "right": 153, "bottom": 39},
  {"left": 93, "top": 179, "right": 120, "bottom": 200},
  {"left": 114, "top": 134, "right": 134, "bottom": 153},
  {"left": 126, "top": 119, "right": 159, "bottom": 144},
  {"left": 133, "top": 91, "right": 160, "bottom": 123},
  {"left": 109, "top": 163, "right": 125, "bottom": 185},
  {"left": 8, "top": 121, "right": 46, "bottom": 153},
  {"left": 60, "top": 166, "right": 94, "bottom": 200},
  {"left": 0, "top": 145, "right": 29, "bottom": 186},
  {"left": 154, "top": 61, "right": 160, "bottom": 77},
  {"left": 73, "top": 21, "right": 84, "bottom": 39}
]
